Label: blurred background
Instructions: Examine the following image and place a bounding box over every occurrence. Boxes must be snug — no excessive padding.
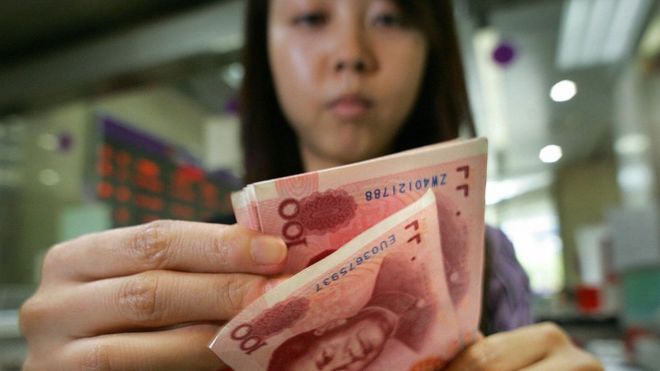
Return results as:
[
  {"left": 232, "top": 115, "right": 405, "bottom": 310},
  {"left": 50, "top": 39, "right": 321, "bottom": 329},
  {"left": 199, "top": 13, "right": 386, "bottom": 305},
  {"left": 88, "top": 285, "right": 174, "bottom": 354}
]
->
[{"left": 0, "top": 0, "right": 659, "bottom": 369}]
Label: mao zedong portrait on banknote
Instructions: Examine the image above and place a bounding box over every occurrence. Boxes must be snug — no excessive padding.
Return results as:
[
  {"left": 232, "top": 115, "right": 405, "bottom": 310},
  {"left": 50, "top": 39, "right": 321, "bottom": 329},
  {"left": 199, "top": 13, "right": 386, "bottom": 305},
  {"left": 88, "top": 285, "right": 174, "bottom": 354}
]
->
[{"left": 267, "top": 250, "right": 448, "bottom": 371}]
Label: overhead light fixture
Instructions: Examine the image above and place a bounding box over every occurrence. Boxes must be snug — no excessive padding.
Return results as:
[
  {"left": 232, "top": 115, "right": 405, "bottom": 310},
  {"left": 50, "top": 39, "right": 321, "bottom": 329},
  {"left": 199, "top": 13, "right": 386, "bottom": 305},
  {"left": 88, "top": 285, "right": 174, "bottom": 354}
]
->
[
  {"left": 617, "top": 162, "right": 654, "bottom": 194},
  {"left": 38, "top": 169, "right": 60, "bottom": 186},
  {"left": 550, "top": 80, "right": 577, "bottom": 102},
  {"left": 486, "top": 172, "right": 553, "bottom": 205},
  {"left": 220, "top": 62, "right": 244, "bottom": 90},
  {"left": 556, "top": 0, "right": 653, "bottom": 70},
  {"left": 38, "top": 133, "right": 58, "bottom": 151},
  {"left": 539, "top": 145, "right": 563, "bottom": 163},
  {"left": 615, "top": 133, "right": 650, "bottom": 155}
]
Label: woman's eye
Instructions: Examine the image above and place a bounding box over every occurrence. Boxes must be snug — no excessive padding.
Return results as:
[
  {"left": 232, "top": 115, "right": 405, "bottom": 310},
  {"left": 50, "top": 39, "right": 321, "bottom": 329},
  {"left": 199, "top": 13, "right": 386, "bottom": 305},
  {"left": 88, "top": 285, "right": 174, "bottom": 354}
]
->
[
  {"left": 292, "top": 12, "right": 327, "bottom": 27},
  {"left": 373, "top": 13, "right": 406, "bottom": 28}
]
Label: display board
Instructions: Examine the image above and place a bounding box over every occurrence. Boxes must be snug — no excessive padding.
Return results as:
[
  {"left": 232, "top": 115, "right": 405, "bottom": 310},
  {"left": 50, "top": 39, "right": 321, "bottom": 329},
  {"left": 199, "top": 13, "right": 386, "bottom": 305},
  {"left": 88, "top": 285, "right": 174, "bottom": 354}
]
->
[{"left": 94, "top": 114, "right": 240, "bottom": 227}]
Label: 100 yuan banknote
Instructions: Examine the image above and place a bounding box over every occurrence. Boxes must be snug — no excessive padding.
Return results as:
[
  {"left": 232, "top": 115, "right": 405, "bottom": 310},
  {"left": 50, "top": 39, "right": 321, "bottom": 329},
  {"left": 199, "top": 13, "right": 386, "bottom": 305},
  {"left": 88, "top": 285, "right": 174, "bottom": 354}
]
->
[
  {"left": 212, "top": 190, "right": 461, "bottom": 371},
  {"left": 232, "top": 138, "right": 488, "bottom": 342}
]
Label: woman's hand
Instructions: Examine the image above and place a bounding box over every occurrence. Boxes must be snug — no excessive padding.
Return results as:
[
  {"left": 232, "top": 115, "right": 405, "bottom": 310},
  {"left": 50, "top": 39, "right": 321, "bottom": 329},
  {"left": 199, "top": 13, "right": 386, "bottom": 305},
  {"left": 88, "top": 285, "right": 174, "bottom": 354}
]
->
[
  {"left": 445, "top": 322, "right": 603, "bottom": 371},
  {"left": 19, "top": 220, "right": 288, "bottom": 370}
]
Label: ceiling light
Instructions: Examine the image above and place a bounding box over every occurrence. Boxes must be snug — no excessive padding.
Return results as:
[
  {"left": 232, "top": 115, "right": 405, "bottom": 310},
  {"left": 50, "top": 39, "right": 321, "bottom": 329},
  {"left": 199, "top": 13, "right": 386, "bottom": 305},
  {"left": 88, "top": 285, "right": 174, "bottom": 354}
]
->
[
  {"left": 486, "top": 172, "right": 553, "bottom": 205},
  {"left": 557, "top": 0, "right": 652, "bottom": 70},
  {"left": 550, "top": 80, "right": 577, "bottom": 102},
  {"left": 220, "top": 62, "right": 244, "bottom": 90},
  {"left": 615, "top": 133, "right": 650, "bottom": 155},
  {"left": 37, "top": 133, "right": 58, "bottom": 151},
  {"left": 38, "top": 169, "right": 60, "bottom": 186},
  {"left": 486, "top": 179, "right": 521, "bottom": 205},
  {"left": 602, "top": 0, "right": 651, "bottom": 61},
  {"left": 581, "top": 0, "right": 618, "bottom": 65},
  {"left": 617, "top": 162, "right": 654, "bottom": 194},
  {"left": 540, "top": 145, "right": 563, "bottom": 163}
]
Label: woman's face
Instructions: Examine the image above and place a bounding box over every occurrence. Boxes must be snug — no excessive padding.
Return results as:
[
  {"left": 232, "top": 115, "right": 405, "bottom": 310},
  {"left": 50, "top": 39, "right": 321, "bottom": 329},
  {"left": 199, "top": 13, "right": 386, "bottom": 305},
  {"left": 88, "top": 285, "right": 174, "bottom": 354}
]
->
[{"left": 268, "top": 0, "right": 428, "bottom": 170}]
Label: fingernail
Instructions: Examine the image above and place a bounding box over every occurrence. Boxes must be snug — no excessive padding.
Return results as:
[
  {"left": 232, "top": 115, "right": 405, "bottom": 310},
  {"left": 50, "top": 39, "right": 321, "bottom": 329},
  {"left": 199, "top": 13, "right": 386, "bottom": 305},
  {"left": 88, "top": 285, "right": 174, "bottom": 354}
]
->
[{"left": 250, "top": 236, "right": 287, "bottom": 265}]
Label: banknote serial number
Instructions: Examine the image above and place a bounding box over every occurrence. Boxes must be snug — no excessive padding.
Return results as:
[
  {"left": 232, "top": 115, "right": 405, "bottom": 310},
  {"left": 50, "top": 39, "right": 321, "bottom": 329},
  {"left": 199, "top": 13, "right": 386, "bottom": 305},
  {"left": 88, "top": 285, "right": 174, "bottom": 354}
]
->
[
  {"left": 315, "top": 234, "right": 397, "bottom": 292},
  {"left": 364, "top": 174, "right": 447, "bottom": 202}
]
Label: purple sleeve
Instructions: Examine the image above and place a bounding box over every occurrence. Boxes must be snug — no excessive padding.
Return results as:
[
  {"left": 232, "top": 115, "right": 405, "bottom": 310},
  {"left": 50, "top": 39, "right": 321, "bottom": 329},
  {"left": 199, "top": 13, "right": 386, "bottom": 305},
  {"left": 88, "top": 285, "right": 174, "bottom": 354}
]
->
[{"left": 484, "top": 225, "right": 534, "bottom": 333}]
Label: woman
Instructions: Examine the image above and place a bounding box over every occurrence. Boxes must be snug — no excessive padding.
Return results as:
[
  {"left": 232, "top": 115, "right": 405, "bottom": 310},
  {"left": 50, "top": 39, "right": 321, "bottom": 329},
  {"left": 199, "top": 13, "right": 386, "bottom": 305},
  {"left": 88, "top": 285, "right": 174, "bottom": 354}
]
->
[{"left": 19, "top": 0, "right": 603, "bottom": 370}]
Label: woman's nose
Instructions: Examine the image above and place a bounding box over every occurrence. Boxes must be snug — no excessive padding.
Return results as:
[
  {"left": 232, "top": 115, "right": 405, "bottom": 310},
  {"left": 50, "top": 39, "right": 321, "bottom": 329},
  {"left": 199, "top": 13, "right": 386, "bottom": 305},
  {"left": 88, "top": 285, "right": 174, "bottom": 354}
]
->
[
  {"left": 332, "top": 27, "right": 376, "bottom": 74},
  {"left": 335, "top": 58, "right": 367, "bottom": 73}
]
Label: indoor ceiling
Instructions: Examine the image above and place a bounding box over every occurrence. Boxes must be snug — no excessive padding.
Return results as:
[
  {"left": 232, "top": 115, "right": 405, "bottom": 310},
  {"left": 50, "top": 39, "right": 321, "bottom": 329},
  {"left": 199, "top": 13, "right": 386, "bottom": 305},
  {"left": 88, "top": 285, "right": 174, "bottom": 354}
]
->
[
  {"left": 469, "top": 0, "right": 657, "bottom": 187},
  {"left": 0, "top": 0, "right": 549, "bottom": 68},
  {"left": 0, "top": 0, "right": 217, "bottom": 68}
]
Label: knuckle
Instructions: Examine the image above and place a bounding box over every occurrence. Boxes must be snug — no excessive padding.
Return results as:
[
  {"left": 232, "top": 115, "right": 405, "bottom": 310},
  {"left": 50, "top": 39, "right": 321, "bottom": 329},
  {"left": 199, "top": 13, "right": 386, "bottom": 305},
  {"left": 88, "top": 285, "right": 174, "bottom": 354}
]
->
[
  {"left": 130, "top": 220, "right": 173, "bottom": 269},
  {"left": 575, "top": 349, "right": 604, "bottom": 371},
  {"left": 538, "top": 322, "right": 568, "bottom": 346},
  {"left": 78, "top": 340, "right": 112, "bottom": 371},
  {"left": 461, "top": 343, "right": 491, "bottom": 370},
  {"left": 220, "top": 276, "right": 246, "bottom": 314},
  {"left": 116, "top": 271, "right": 162, "bottom": 324},
  {"left": 460, "top": 337, "right": 507, "bottom": 371},
  {"left": 42, "top": 242, "right": 69, "bottom": 275},
  {"left": 217, "top": 275, "right": 260, "bottom": 316},
  {"left": 209, "top": 226, "right": 236, "bottom": 268},
  {"left": 19, "top": 295, "right": 48, "bottom": 335}
]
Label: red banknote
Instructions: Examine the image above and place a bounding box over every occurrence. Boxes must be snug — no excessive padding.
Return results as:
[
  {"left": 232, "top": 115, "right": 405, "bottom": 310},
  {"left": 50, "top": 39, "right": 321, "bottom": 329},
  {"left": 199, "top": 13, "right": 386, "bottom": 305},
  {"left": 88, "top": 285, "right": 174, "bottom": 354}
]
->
[
  {"left": 211, "top": 190, "right": 461, "bottom": 370},
  {"left": 230, "top": 138, "right": 487, "bottom": 342}
]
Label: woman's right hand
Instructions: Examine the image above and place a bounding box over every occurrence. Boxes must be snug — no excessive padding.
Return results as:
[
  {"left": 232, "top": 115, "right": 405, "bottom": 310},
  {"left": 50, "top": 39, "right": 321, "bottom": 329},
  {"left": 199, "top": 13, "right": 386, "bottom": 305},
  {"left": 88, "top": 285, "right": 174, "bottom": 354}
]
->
[{"left": 19, "top": 220, "right": 288, "bottom": 370}]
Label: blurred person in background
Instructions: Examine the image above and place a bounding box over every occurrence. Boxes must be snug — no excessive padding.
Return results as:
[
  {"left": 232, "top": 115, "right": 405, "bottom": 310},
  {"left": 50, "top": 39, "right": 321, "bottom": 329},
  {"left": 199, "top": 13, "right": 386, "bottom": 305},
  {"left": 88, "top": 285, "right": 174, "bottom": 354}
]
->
[{"left": 19, "top": 0, "right": 602, "bottom": 370}]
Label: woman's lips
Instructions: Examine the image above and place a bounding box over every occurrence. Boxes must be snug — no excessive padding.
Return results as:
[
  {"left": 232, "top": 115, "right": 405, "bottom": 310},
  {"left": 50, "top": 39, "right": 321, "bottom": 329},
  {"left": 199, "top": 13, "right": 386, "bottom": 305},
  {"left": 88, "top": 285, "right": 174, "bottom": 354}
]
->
[{"left": 327, "top": 95, "right": 373, "bottom": 120}]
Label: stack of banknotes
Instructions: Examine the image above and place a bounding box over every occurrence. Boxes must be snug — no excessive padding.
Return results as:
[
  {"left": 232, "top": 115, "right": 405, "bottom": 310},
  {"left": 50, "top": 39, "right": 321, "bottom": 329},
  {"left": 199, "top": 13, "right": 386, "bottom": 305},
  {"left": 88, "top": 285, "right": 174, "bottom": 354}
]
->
[{"left": 210, "top": 137, "right": 488, "bottom": 371}]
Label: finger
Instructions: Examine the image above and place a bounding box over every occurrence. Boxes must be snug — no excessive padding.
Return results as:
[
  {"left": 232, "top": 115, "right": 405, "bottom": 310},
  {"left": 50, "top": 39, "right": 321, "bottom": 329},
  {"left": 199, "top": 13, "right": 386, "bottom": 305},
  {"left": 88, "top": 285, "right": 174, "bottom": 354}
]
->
[
  {"left": 34, "top": 271, "right": 271, "bottom": 338},
  {"left": 42, "top": 220, "right": 288, "bottom": 282},
  {"left": 444, "top": 323, "right": 568, "bottom": 371},
  {"left": 25, "top": 324, "right": 225, "bottom": 371},
  {"left": 263, "top": 275, "right": 290, "bottom": 292},
  {"left": 521, "top": 346, "right": 604, "bottom": 371}
]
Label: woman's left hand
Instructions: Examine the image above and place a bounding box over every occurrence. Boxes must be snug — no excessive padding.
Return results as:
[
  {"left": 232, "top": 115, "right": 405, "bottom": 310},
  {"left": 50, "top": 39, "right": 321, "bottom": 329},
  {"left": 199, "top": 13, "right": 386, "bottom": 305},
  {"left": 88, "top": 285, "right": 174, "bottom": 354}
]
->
[{"left": 444, "top": 322, "right": 604, "bottom": 371}]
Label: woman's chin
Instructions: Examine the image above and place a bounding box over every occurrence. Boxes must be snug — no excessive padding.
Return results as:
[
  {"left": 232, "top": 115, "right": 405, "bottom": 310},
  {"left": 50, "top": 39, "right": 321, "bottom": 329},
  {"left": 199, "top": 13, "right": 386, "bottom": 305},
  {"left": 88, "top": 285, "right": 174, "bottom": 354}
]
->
[
  {"left": 307, "top": 136, "right": 388, "bottom": 169},
  {"left": 329, "top": 147, "right": 382, "bottom": 166}
]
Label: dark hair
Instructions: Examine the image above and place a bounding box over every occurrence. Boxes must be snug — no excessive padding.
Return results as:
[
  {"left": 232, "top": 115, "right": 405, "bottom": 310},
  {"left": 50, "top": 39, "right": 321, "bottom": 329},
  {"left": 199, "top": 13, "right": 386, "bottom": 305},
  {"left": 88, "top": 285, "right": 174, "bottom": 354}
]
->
[{"left": 240, "top": 0, "right": 475, "bottom": 184}]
